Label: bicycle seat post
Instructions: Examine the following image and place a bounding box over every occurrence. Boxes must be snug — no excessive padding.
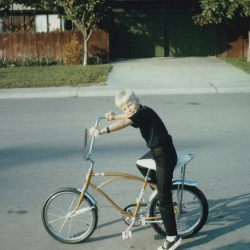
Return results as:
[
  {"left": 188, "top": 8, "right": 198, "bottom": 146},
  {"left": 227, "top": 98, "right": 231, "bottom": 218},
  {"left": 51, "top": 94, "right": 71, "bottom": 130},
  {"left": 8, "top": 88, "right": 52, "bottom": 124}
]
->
[
  {"left": 145, "top": 168, "right": 152, "bottom": 182},
  {"left": 181, "top": 165, "right": 186, "bottom": 183},
  {"left": 178, "top": 164, "right": 187, "bottom": 214}
]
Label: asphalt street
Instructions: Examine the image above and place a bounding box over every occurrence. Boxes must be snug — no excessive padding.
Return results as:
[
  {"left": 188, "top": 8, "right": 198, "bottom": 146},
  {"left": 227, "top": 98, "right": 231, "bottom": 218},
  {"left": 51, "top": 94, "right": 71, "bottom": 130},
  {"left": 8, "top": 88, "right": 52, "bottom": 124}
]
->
[{"left": 0, "top": 94, "right": 250, "bottom": 250}]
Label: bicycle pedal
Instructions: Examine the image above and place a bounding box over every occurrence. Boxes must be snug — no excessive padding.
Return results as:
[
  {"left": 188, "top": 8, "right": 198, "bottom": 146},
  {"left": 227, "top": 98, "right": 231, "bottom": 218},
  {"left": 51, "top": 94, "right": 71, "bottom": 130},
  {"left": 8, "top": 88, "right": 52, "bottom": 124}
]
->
[
  {"left": 141, "top": 218, "right": 146, "bottom": 226},
  {"left": 122, "top": 231, "right": 132, "bottom": 240}
]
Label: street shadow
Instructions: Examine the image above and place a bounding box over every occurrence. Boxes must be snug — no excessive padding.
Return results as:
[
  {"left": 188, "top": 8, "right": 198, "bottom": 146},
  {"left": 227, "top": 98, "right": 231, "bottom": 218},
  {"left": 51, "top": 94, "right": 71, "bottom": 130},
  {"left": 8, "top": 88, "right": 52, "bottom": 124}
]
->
[
  {"left": 178, "top": 193, "right": 250, "bottom": 249},
  {"left": 0, "top": 144, "right": 81, "bottom": 170},
  {"left": 0, "top": 141, "right": 142, "bottom": 170}
]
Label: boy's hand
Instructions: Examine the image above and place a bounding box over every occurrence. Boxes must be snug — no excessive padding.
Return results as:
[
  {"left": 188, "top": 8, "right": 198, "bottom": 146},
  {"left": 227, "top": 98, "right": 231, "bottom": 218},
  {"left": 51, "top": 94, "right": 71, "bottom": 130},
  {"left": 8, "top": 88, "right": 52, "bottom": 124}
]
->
[
  {"left": 105, "top": 111, "right": 116, "bottom": 121},
  {"left": 89, "top": 127, "right": 100, "bottom": 138}
]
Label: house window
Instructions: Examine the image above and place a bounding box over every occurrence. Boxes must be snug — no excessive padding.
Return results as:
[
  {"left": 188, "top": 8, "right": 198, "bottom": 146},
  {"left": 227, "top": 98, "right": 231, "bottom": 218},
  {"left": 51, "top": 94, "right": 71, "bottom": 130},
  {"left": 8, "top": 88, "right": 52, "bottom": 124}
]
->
[
  {"left": 35, "top": 15, "right": 47, "bottom": 32},
  {"left": 0, "top": 18, "right": 3, "bottom": 32},
  {"left": 48, "top": 14, "right": 64, "bottom": 32},
  {"left": 35, "top": 14, "right": 64, "bottom": 32}
]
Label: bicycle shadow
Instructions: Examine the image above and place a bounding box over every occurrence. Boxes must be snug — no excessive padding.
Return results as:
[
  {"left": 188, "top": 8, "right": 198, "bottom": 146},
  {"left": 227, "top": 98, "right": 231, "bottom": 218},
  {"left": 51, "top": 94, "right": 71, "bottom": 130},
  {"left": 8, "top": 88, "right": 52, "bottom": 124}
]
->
[
  {"left": 86, "top": 218, "right": 122, "bottom": 242},
  {"left": 209, "top": 242, "right": 250, "bottom": 250},
  {"left": 86, "top": 193, "right": 250, "bottom": 247},
  {"left": 86, "top": 217, "right": 152, "bottom": 243},
  {"left": 179, "top": 193, "right": 250, "bottom": 249},
  {"left": 84, "top": 193, "right": 250, "bottom": 248}
]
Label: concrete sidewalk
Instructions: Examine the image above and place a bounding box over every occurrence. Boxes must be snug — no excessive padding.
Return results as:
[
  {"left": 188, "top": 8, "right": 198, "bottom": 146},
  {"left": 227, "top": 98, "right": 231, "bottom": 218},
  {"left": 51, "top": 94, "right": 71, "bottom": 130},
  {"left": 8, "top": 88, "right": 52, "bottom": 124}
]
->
[{"left": 0, "top": 57, "right": 250, "bottom": 99}]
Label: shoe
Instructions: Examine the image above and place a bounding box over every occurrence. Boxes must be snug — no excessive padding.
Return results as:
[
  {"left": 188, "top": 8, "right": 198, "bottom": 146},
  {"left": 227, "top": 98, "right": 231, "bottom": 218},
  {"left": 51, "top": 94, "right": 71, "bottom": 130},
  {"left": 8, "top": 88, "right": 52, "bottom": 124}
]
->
[{"left": 157, "top": 236, "right": 182, "bottom": 250}]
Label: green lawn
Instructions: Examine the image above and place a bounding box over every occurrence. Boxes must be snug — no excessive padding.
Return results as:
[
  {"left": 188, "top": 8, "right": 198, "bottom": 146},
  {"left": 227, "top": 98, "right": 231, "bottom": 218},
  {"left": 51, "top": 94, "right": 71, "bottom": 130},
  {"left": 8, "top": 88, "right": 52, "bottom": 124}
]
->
[
  {"left": 0, "top": 64, "right": 112, "bottom": 88},
  {"left": 223, "top": 57, "right": 250, "bottom": 74}
]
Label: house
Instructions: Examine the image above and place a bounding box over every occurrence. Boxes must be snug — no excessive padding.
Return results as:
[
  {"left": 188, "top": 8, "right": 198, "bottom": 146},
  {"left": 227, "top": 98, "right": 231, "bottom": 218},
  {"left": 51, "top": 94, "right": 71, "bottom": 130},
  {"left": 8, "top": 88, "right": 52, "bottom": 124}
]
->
[
  {"left": 0, "top": 4, "right": 65, "bottom": 33},
  {"left": 0, "top": 1, "right": 248, "bottom": 61},
  {"left": 109, "top": 0, "right": 249, "bottom": 59},
  {"left": 0, "top": 3, "right": 107, "bottom": 62}
]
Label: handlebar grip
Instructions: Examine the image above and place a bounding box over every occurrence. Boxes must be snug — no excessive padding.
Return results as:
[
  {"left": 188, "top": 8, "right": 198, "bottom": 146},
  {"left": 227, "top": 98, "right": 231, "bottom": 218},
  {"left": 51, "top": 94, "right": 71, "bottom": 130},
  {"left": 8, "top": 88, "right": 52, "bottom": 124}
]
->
[
  {"left": 86, "top": 115, "right": 107, "bottom": 161},
  {"left": 94, "top": 115, "right": 107, "bottom": 129},
  {"left": 98, "top": 115, "right": 107, "bottom": 120}
]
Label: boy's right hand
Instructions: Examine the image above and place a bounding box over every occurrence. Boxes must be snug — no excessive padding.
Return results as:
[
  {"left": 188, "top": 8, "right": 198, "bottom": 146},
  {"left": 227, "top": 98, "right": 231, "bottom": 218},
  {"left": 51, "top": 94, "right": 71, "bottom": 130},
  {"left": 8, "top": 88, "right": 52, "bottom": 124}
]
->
[
  {"left": 105, "top": 111, "right": 116, "bottom": 121},
  {"left": 89, "top": 127, "right": 100, "bottom": 138}
]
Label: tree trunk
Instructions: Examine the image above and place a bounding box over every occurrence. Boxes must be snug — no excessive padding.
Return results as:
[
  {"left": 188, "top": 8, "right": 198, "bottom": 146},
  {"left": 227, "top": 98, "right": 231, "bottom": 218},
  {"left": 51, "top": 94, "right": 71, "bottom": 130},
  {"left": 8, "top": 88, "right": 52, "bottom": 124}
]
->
[
  {"left": 248, "top": 24, "right": 250, "bottom": 62},
  {"left": 82, "top": 29, "right": 93, "bottom": 66},
  {"left": 83, "top": 35, "right": 88, "bottom": 66}
]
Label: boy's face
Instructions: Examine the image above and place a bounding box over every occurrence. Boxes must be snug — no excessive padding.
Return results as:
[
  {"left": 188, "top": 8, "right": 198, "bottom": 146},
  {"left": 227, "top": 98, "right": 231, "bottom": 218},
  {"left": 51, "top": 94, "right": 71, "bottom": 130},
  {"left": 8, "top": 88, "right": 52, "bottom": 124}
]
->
[{"left": 121, "top": 101, "right": 139, "bottom": 116}]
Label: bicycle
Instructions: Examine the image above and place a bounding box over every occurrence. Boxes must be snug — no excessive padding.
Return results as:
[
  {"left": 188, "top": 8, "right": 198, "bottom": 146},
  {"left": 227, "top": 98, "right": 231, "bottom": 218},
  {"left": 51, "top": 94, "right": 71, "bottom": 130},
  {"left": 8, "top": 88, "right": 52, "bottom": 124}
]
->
[{"left": 42, "top": 116, "right": 209, "bottom": 244}]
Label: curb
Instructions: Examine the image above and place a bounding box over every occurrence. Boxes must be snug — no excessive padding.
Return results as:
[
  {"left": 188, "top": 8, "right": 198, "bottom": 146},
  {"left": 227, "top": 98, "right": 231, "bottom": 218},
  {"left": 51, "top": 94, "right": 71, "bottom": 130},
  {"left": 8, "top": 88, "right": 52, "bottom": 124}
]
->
[{"left": 1, "top": 86, "right": 250, "bottom": 99}]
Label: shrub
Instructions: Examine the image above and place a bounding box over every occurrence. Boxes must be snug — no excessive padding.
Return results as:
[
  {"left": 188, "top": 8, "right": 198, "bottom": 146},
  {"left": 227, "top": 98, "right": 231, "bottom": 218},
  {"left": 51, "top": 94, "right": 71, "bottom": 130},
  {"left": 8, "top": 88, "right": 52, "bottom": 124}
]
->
[
  {"left": 63, "top": 33, "right": 83, "bottom": 65},
  {"left": 88, "top": 46, "right": 108, "bottom": 65}
]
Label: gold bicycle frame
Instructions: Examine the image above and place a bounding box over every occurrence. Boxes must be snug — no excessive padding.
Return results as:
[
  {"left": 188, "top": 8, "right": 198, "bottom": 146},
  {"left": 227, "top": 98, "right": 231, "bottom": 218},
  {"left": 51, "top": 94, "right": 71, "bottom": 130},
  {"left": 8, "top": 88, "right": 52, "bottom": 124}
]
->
[
  {"left": 73, "top": 170, "right": 161, "bottom": 221},
  {"left": 91, "top": 172, "right": 158, "bottom": 218}
]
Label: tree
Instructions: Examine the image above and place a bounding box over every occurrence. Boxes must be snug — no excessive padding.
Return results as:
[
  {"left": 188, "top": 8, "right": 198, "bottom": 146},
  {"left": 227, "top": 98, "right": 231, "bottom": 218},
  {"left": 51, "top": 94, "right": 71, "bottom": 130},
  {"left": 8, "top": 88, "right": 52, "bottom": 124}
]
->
[
  {"left": 1, "top": 0, "right": 111, "bottom": 65},
  {"left": 194, "top": 0, "right": 250, "bottom": 62},
  {"left": 42, "top": 0, "right": 111, "bottom": 66}
]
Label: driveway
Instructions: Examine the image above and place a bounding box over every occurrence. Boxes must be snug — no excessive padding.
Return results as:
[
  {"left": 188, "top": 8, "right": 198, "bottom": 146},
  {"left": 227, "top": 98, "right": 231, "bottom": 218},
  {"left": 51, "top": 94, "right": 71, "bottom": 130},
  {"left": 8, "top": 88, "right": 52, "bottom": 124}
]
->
[
  {"left": 105, "top": 56, "right": 250, "bottom": 95},
  {"left": 0, "top": 57, "right": 250, "bottom": 99}
]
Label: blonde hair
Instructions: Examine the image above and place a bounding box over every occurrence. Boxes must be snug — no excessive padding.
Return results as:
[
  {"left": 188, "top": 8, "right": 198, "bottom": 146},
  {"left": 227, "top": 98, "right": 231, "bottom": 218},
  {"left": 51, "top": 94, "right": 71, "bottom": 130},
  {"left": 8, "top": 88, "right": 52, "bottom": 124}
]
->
[{"left": 115, "top": 89, "right": 139, "bottom": 109}]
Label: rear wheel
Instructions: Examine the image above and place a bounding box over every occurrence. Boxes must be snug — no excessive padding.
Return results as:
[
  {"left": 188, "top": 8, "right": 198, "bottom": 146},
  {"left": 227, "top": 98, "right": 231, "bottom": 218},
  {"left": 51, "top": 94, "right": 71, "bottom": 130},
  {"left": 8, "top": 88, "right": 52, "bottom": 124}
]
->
[
  {"left": 42, "top": 187, "right": 98, "bottom": 243},
  {"left": 149, "top": 185, "right": 208, "bottom": 238}
]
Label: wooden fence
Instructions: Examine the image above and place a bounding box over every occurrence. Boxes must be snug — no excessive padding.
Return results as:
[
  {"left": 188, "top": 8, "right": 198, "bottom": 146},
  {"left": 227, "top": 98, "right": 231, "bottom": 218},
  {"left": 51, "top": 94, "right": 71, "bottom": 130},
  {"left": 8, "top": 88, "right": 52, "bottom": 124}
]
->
[
  {"left": 0, "top": 29, "right": 109, "bottom": 61},
  {"left": 224, "top": 36, "right": 248, "bottom": 57},
  {"left": 0, "top": 28, "right": 247, "bottom": 60}
]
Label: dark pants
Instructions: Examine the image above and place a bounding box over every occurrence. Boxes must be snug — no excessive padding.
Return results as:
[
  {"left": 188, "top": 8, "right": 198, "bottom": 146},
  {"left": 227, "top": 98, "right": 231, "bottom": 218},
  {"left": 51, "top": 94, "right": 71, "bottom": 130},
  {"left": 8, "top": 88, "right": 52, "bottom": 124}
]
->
[{"left": 137, "top": 146, "right": 178, "bottom": 236}]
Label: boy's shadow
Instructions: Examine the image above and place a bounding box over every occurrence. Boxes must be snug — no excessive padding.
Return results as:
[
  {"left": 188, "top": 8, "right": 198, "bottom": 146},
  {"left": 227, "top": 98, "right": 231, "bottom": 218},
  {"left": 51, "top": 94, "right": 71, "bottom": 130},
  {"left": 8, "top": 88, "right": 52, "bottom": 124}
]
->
[{"left": 179, "top": 193, "right": 250, "bottom": 249}]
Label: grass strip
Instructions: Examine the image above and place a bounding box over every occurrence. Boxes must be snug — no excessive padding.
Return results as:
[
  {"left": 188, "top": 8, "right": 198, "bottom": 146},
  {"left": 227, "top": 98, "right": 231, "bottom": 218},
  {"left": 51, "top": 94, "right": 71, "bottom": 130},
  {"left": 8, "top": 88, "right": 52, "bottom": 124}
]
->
[
  {"left": 223, "top": 57, "right": 250, "bottom": 74},
  {"left": 0, "top": 64, "right": 112, "bottom": 88}
]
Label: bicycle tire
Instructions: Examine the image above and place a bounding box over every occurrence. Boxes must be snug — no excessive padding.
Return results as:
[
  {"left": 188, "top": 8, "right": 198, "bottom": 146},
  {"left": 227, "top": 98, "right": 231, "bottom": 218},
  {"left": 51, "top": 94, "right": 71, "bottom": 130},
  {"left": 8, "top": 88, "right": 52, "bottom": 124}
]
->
[
  {"left": 149, "top": 185, "right": 208, "bottom": 238},
  {"left": 42, "top": 187, "right": 98, "bottom": 243}
]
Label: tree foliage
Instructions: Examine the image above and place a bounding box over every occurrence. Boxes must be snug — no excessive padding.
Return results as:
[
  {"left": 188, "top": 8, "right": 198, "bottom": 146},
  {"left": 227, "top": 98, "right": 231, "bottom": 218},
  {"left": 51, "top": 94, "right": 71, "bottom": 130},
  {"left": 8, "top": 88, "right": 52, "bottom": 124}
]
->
[
  {"left": 42, "top": 0, "right": 110, "bottom": 32},
  {"left": 194, "top": 0, "right": 250, "bottom": 25},
  {"left": 194, "top": 0, "right": 250, "bottom": 61}
]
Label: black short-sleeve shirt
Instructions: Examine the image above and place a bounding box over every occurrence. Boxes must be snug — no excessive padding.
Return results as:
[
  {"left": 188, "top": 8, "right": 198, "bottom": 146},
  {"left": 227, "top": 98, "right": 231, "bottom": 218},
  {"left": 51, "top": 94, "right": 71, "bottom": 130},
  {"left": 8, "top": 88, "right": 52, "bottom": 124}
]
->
[{"left": 129, "top": 105, "right": 173, "bottom": 149}]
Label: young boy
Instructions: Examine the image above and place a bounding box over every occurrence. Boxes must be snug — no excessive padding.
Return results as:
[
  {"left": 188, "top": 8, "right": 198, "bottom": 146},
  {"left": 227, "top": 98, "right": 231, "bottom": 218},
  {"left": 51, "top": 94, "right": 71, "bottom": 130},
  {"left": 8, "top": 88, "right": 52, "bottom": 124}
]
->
[{"left": 89, "top": 89, "right": 182, "bottom": 250}]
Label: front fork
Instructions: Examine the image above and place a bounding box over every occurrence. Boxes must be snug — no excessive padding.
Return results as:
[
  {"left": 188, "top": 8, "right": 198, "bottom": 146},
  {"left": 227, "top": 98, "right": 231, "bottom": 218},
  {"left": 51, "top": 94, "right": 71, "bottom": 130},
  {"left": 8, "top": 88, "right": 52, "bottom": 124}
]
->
[{"left": 69, "top": 162, "right": 94, "bottom": 215}]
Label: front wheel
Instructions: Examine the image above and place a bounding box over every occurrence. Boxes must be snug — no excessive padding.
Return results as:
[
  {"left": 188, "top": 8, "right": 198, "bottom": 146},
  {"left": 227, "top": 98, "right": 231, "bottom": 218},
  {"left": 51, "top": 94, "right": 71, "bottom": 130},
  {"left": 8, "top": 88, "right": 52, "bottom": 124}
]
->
[
  {"left": 149, "top": 185, "right": 208, "bottom": 238},
  {"left": 42, "top": 187, "right": 98, "bottom": 243}
]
